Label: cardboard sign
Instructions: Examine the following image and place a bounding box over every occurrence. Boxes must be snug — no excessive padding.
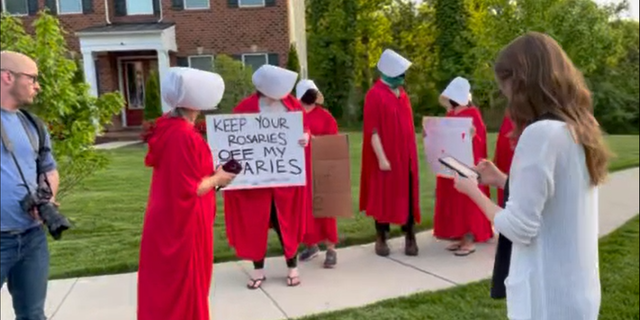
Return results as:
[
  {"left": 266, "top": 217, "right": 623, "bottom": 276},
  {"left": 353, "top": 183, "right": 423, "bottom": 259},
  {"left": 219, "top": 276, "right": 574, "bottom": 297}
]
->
[
  {"left": 205, "top": 112, "right": 306, "bottom": 190},
  {"left": 311, "top": 134, "right": 353, "bottom": 218},
  {"left": 422, "top": 116, "right": 474, "bottom": 178}
]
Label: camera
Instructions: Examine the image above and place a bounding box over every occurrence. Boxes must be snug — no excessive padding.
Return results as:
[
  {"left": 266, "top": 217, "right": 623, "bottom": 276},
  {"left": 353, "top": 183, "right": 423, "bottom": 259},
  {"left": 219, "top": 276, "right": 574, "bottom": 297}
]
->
[{"left": 20, "top": 185, "right": 71, "bottom": 240}]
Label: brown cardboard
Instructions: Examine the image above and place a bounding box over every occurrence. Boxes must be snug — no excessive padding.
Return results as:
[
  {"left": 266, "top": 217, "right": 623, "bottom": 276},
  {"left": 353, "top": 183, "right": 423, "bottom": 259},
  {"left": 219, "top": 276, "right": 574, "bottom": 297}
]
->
[{"left": 311, "top": 134, "right": 353, "bottom": 218}]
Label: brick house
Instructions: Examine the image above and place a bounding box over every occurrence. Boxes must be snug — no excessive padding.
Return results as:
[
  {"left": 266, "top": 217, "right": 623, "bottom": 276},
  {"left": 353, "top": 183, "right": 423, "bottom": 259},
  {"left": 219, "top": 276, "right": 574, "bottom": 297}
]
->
[{"left": 1, "top": 0, "right": 308, "bottom": 129}]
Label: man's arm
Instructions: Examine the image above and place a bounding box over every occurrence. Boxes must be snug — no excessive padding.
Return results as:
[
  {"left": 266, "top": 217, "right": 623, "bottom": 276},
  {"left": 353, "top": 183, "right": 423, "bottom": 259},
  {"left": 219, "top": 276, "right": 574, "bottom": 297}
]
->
[
  {"left": 40, "top": 127, "right": 59, "bottom": 201},
  {"left": 46, "top": 170, "right": 59, "bottom": 200}
]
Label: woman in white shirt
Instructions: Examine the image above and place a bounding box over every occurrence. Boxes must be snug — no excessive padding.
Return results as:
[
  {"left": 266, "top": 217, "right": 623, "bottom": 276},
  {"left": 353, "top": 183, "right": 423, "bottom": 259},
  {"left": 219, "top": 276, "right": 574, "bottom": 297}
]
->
[{"left": 454, "top": 32, "right": 611, "bottom": 320}]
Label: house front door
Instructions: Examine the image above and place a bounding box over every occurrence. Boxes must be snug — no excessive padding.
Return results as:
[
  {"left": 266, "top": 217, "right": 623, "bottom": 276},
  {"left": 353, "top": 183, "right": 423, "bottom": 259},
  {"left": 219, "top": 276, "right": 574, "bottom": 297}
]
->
[{"left": 121, "top": 59, "right": 158, "bottom": 127}]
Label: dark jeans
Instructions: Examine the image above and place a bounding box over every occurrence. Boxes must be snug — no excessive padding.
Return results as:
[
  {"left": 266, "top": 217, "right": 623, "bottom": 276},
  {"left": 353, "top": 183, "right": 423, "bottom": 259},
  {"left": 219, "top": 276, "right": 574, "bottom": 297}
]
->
[
  {"left": 374, "top": 171, "right": 415, "bottom": 235},
  {"left": 0, "top": 226, "right": 49, "bottom": 320},
  {"left": 253, "top": 201, "right": 298, "bottom": 269}
]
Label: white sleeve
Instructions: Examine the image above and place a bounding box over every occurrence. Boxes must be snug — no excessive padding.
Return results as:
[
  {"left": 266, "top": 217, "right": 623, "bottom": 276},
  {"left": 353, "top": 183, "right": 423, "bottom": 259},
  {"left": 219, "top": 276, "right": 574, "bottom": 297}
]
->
[{"left": 494, "top": 122, "right": 559, "bottom": 246}]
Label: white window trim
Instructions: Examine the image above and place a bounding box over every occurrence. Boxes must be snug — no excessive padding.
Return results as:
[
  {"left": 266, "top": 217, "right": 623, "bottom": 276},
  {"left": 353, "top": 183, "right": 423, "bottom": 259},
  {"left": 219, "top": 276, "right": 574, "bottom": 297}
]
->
[
  {"left": 188, "top": 55, "right": 215, "bottom": 69},
  {"left": 126, "top": 0, "right": 154, "bottom": 16},
  {"left": 238, "top": 0, "right": 265, "bottom": 8},
  {"left": 2, "top": 0, "right": 29, "bottom": 16},
  {"left": 57, "top": 0, "right": 83, "bottom": 15},
  {"left": 184, "top": 0, "right": 210, "bottom": 10},
  {"left": 241, "top": 53, "right": 268, "bottom": 69}
]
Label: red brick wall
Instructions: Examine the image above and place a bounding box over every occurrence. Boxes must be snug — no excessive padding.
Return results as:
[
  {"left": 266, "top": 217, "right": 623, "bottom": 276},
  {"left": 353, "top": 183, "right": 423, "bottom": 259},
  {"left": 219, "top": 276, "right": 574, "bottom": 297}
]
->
[
  {"left": 11, "top": 0, "right": 292, "bottom": 129},
  {"left": 15, "top": 0, "right": 291, "bottom": 60}
]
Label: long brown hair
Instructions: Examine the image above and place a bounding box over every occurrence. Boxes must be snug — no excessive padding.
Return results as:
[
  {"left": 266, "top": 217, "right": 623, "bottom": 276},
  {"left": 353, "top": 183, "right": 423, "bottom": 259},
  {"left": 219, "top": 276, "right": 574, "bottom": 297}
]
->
[{"left": 494, "top": 32, "right": 611, "bottom": 186}]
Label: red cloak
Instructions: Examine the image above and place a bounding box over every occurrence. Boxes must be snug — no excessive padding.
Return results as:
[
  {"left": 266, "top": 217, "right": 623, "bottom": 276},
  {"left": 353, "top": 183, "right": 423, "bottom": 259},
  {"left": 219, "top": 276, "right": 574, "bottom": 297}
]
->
[
  {"left": 494, "top": 115, "right": 516, "bottom": 206},
  {"left": 359, "top": 80, "right": 421, "bottom": 225},
  {"left": 223, "top": 94, "right": 309, "bottom": 261},
  {"left": 433, "top": 106, "right": 493, "bottom": 242},
  {"left": 138, "top": 115, "right": 215, "bottom": 320},
  {"left": 303, "top": 106, "right": 340, "bottom": 245}
]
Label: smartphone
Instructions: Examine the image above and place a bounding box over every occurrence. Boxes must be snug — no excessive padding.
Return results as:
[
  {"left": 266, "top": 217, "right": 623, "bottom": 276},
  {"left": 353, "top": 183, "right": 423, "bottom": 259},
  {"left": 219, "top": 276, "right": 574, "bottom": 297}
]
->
[{"left": 438, "top": 156, "right": 479, "bottom": 180}]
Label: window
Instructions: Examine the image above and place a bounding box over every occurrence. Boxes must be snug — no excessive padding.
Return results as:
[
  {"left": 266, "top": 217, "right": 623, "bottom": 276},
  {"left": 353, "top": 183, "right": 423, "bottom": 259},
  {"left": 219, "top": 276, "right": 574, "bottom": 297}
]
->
[
  {"left": 242, "top": 53, "right": 268, "bottom": 72},
  {"left": 2, "top": 0, "right": 28, "bottom": 15},
  {"left": 126, "top": 0, "right": 153, "bottom": 15},
  {"left": 188, "top": 56, "right": 214, "bottom": 72},
  {"left": 239, "top": 0, "right": 264, "bottom": 7},
  {"left": 58, "top": 0, "right": 82, "bottom": 14},
  {"left": 185, "top": 0, "right": 209, "bottom": 10}
]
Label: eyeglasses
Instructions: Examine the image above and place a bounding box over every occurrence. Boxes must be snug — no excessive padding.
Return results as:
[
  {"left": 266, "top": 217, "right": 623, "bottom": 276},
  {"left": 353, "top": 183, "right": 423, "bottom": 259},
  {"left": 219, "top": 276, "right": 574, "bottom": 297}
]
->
[{"left": 0, "top": 69, "right": 39, "bottom": 84}]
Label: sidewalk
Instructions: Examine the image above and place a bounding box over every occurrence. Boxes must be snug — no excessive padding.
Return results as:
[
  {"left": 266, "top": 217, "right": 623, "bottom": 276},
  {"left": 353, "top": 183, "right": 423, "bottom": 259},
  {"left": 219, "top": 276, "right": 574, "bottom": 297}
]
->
[{"left": 2, "top": 168, "right": 638, "bottom": 320}]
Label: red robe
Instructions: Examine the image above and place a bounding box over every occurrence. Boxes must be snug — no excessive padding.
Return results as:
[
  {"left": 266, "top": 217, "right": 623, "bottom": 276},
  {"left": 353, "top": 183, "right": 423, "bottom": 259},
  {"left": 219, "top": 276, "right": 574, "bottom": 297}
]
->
[
  {"left": 433, "top": 106, "right": 493, "bottom": 242},
  {"left": 303, "top": 106, "right": 340, "bottom": 245},
  {"left": 138, "top": 115, "right": 215, "bottom": 320},
  {"left": 359, "top": 80, "right": 421, "bottom": 225},
  {"left": 224, "top": 94, "right": 309, "bottom": 261},
  {"left": 494, "top": 115, "right": 516, "bottom": 206}
]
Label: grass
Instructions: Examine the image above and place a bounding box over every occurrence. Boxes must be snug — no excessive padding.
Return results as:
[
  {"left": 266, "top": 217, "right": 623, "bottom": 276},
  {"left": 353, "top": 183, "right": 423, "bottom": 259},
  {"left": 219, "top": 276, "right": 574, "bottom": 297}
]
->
[
  {"left": 296, "top": 215, "right": 640, "bottom": 320},
  {"left": 48, "top": 133, "right": 640, "bottom": 279}
]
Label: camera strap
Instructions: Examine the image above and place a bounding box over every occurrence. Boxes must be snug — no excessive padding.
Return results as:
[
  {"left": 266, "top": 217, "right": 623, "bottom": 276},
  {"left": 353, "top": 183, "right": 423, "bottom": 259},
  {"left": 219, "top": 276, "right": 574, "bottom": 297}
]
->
[{"left": 1, "top": 117, "right": 38, "bottom": 195}]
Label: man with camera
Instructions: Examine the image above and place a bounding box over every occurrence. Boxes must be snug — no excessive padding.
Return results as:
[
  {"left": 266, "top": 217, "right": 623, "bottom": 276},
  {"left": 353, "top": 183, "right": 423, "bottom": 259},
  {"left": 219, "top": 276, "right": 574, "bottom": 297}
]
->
[{"left": 1, "top": 51, "right": 65, "bottom": 320}]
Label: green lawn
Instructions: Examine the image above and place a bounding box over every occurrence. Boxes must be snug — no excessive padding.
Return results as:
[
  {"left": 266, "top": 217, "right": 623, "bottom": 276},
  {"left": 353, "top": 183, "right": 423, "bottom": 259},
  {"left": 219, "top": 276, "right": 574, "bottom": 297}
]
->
[
  {"left": 296, "top": 215, "right": 640, "bottom": 320},
  {"left": 48, "top": 133, "right": 640, "bottom": 279}
]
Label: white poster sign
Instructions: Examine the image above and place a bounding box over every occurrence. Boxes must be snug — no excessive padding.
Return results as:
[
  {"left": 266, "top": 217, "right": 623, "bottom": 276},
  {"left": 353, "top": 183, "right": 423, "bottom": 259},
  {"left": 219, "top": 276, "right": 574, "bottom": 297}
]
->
[
  {"left": 422, "top": 116, "right": 475, "bottom": 178},
  {"left": 206, "top": 112, "right": 306, "bottom": 190}
]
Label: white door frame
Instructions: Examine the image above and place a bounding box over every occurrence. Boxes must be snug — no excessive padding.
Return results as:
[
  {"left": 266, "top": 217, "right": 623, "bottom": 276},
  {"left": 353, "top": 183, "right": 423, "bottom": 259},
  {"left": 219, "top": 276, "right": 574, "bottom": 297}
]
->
[{"left": 116, "top": 55, "right": 159, "bottom": 128}]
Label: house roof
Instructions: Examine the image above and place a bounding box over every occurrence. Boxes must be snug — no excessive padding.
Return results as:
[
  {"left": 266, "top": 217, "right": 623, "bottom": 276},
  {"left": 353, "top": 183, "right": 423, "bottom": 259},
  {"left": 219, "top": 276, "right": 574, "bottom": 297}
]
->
[{"left": 76, "top": 22, "right": 176, "bottom": 35}]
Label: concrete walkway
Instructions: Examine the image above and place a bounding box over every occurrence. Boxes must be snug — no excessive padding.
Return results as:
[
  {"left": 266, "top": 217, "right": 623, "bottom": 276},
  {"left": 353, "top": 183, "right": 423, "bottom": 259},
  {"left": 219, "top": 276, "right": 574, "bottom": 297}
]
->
[
  {"left": 2, "top": 168, "right": 638, "bottom": 320},
  {"left": 93, "top": 140, "right": 141, "bottom": 150}
]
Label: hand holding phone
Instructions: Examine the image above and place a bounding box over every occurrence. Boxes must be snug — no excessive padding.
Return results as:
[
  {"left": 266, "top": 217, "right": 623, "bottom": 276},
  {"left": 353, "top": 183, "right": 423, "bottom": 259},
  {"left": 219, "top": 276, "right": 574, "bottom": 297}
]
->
[{"left": 438, "top": 156, "right": 479, "bottom": 180}]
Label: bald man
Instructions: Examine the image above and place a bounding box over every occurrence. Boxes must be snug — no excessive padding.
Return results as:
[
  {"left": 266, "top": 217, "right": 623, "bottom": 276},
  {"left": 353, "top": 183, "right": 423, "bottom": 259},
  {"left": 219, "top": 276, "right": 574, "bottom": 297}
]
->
[{"left": 1, "top": 51, "right": 59, "bottom": 320}]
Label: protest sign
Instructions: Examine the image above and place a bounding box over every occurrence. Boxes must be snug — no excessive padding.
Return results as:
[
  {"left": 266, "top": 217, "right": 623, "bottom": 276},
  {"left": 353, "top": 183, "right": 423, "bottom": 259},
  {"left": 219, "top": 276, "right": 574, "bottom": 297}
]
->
[
  {"left": 422, "top": 116, "right": 474, "bottom": 178},
  {"left": 206, "top": 112, "right": 306, "bottom": 190},
  {"left": 311, "top": 134, "right": 353, "bottom": 218}
]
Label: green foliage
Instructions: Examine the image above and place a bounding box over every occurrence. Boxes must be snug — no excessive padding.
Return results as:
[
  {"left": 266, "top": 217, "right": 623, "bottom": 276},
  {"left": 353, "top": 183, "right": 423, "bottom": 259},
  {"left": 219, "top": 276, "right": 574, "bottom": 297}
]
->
[
  {"left": 434, "top": 0, "right": 475, "bottom": 89},
  {"left": 143, "top": 70, "right": 162, "bottom": 121},
  {"left": 306, "top": 0, "right": 358, "bottom": 119},
  {"left": 213, "top": 54, "right": 254, "bottom": 113},
  {"left": 0, "top": 12, "right": 125, "bottom": 199},
  {"left": 286, "top": 43, "right": 301, "bottom": 74}
]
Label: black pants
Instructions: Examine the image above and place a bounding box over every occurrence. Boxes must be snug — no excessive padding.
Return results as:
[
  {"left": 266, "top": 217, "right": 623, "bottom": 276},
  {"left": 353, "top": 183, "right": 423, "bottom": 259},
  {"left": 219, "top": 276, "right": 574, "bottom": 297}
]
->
[
  {"left": 374, "top": 171, "right": 415, "bottom": 235},
  {"left": 253, "top": 200, "right": 298, "bottom": 269},
  {"left": 491, "top": 177, "right": 513, "bottom": 299}
]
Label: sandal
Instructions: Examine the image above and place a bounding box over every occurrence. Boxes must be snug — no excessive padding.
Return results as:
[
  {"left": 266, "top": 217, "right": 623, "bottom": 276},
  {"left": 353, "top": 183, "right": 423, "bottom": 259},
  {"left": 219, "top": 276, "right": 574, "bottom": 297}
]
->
[
  {"left": 446, "top": 243, "right": 462, "bottom": 251},
  {"left": 286, "top": 276, "right": 301, "bottom": 287},
  {"left": 247, "top": 277, "right": 266, "bottom": 290},
  {"left": 454, "top": 248, "right": 476, "bottom": 257}
]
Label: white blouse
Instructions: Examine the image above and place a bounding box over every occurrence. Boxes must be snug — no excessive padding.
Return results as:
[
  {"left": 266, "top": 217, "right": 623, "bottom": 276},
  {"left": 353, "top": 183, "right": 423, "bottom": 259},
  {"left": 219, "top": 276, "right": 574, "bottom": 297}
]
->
[{"left": 494, "top": 120, "right": 601, "bottom": 320}]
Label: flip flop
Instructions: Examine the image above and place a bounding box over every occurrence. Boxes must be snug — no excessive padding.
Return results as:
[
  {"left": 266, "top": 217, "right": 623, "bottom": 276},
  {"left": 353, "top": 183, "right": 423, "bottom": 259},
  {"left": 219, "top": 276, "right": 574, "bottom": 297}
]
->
[
  {"left": 454, "top": 248, "right": 476, "bottom": 257},
  {"left": 247, "top": 277, "right": 266, "bottom": 290},
  {"left": 286, "top": 276, "right": 301, "bottom": 287},
  {"left": 446, "top": 243, "right": 462, "bottom": 251}
]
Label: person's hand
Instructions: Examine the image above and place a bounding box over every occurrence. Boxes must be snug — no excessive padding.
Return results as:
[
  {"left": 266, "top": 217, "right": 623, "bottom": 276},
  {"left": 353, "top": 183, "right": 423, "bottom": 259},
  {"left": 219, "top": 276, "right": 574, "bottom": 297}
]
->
[
  {"left": 470, "top": 125, "right": 476, "bottom": 137},
  {"left": 379, "top": 159, "right": 391, "bottom": 171},
  {"left": 298, "top": 133, "right": 310, "bottom": 147},
  {"left": 453, "top": 172, "right": 479, "bottom": 196},
  {"left": 213, "top": 169, "right": 236, "bottom": 188},
  {"left": 474, "top": 159, "right": 506, "bottom": 187}
]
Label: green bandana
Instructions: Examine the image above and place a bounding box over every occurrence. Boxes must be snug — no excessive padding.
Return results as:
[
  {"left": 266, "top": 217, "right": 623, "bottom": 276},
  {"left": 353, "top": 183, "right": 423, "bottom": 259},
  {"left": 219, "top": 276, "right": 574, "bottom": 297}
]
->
[{"left": 381, "top": 74, "right": 405, "bottom": 89}]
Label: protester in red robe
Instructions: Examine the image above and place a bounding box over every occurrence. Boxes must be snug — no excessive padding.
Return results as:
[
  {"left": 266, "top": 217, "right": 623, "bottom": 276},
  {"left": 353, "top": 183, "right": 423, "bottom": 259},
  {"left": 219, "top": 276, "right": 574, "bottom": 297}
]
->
[
  {"left": 224, "top": 65, "right": 309, "bottom": 290},
  {"left": 295, "top": 79, "right": 341, "bottom": 268},
  {"left": 494, "top": 112, "right": 516, "bottom": 205},
  {"left": 360, "top": 49, "right": 421, "bottom": 257},
  {"left": 138, "top": 68, "right": 236, "bottom": 320},
  {"left": 433, "top": 77, "right": 493, "bottom": 256}
]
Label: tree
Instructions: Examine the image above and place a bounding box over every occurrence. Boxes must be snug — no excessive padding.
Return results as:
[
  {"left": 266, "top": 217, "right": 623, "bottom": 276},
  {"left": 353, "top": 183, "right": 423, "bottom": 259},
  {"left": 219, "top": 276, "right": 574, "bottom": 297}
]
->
[
  {"left": 306, "top": 0, "right": 358, "bottom": 119},
  {"left": 286, "top": 43, "right": 301, "bottom": 74},
  {"left": 143, "top": 70, "right": 162, "bottom": 121},
  {"left": 0, "top": 12, "right": 125, "bottom": 200},
  {"left": 213, "top": 54, "right": 254, "bottom": 114},
  {"left": 434, "top": 0, "right": 475, "bottom": 90}
]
